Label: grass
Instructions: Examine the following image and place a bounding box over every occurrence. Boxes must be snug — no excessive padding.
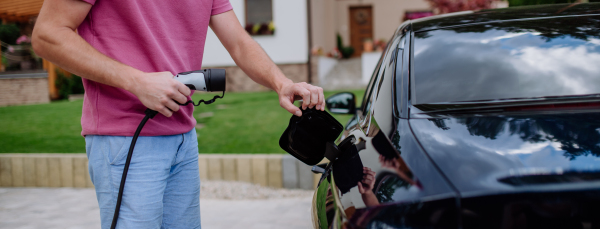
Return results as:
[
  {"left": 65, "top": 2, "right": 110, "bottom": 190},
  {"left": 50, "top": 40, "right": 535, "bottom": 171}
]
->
[{"left": 0, "top": 89, "right": 364, "bottom": 153}]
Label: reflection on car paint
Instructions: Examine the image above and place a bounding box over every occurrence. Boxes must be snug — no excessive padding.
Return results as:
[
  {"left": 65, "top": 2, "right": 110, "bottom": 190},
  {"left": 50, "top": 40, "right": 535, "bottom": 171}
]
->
[
  {"left": 413, "top": 15, "right": 600, "bottom": 105},
  {"left": 411, "top": 112, "right": 600, "bottom": 194}
]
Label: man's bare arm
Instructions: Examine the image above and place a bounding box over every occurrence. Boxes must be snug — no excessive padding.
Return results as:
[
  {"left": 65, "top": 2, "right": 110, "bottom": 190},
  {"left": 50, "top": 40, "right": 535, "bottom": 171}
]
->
[
  {"left": 32, "top": 0, "right": 190, "bottom": 117},
  {"left": 209, "top": 10, "right": 325, "bottom": 116}
]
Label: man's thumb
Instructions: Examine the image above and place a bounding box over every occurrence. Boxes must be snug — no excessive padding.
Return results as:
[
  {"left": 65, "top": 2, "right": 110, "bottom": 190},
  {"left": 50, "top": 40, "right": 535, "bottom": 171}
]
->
[{"left": 280, "top": 98, "right": 302, "bottom": 117}]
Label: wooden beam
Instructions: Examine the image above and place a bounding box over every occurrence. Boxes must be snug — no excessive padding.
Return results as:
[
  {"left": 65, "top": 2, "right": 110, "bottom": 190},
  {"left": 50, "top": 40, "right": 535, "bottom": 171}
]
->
[
  {"left": 0, "top": 8, "right": 42, "bottom": 16},
  {"left": 0, "top": 0, "right": 43, "bottom": 8},
  {"left": 0, "top": 4, "right": 42, "bottom": 12},
  {"left": 43, "top": 59, "right": 60, "bottom": 100},
  {"left": 0, "top": 14, "right": 30, "bottom": 23}
]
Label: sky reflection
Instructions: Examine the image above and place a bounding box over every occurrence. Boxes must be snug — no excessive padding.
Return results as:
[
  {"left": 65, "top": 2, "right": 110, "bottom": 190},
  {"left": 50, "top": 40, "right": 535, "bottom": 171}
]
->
[{"left": 413, "top": 20, "right": 600, "bottom": 104}]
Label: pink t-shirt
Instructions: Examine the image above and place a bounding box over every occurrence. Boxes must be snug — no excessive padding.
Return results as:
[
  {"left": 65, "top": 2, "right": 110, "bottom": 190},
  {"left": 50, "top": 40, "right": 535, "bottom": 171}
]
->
[{"left": 77, "top": 0, "right": 232, "bottom": 136}]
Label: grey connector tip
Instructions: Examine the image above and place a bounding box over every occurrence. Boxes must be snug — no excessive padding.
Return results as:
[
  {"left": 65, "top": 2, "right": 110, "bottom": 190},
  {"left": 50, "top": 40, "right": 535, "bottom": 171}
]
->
[
  {"left": 205, "top": 69, "right": 226, "bottom": 92},
  {"left": 175, "top": 69, "right": 226, "bottom": 92}
]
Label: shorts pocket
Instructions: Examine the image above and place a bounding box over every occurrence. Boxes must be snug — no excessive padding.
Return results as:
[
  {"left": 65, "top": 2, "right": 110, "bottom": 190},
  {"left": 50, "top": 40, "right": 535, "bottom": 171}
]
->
[{"left": 109, "top": 136, "right": 132, "bottom": 165}]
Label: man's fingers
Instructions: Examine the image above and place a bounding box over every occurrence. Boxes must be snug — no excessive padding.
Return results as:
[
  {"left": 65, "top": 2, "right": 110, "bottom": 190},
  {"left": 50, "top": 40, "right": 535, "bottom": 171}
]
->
[
  {"left": 297, "top": 86, "right": 311, "bottom": 110},
  {"left": 156, "top": 105, "right": 173, "bottom": 117},
  {"left": 165, "top": 100, "right": 180, "bottom": 113},
  {"left": 357, "top": 182, "right": 364, "bottom": 193},
  {"left": 177, "top": 82, "right": 192, "bottom": 97},
  {"left": 309, "top": 86, "right": 319, "bottom": 109},
  {"left": 172, "top": 90, "right": 188, "bottom": 105},
  {"left": 318, "top": 87, "right": 324, "bottom": 111},
  {"left": 280, "top": 96, "right": 302, "bottom": 116}
]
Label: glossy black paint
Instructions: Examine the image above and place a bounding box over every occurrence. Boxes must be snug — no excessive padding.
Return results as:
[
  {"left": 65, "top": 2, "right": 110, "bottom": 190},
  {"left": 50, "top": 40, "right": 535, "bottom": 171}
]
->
[
  {"left": 461, "top": 190, "right": 600, "bottom": 229},
  {"left": 413, "top": 16, "right": 600, "bottom": 105},
  {"left": 314, "top": 4, "right": 600, "bottom": 229},
  {"left": 412, "top": 3, "right": 600, "bottom": 32},
  {"left": 410, "top": 112, "right": 600, "bottom": 195}
]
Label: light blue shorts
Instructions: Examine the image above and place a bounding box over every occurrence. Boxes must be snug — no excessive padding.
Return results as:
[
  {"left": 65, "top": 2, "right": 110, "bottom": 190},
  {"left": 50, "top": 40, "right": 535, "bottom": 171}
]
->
[{"left": 85, "top": 129, "right": 200, "bottom": 229}]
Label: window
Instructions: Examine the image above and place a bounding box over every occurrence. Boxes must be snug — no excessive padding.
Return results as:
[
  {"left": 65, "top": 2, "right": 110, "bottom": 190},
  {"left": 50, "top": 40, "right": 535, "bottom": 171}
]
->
[{"left": 245, "top": 0, "right": 274, "bottom": 35}]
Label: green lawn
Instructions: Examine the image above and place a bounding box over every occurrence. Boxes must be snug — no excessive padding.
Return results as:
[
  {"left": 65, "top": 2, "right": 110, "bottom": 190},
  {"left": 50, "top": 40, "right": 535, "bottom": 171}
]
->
[{"left": 0, "top": 90, "right": 364, "bottom": 153}]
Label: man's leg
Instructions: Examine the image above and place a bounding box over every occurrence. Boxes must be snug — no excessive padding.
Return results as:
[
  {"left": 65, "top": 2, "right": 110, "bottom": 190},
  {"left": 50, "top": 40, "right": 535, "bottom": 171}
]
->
[
  {"left": 86, "top": 134, "right": 185, "bottom": 229},
  {"left": 162, "top": 129, "right": 201, "bottom": 229}
]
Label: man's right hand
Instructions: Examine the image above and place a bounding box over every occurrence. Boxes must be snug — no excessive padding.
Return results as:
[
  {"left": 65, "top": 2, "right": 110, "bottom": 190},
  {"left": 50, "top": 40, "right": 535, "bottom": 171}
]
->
[{"left": 129, "top": 72, "right": 191, "bottom": 117}]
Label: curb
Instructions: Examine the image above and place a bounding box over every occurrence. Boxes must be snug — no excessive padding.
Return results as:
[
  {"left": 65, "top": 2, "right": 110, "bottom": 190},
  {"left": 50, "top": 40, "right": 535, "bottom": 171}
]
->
[{"left": 0, "top": 154, "right": 320, "bottom": 190}]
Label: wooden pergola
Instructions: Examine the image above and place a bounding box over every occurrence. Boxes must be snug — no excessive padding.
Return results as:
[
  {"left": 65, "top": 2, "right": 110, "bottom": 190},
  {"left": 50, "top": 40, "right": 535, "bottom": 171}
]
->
[
  {"left": 0, "top": 0, "right": 44, "bottom": 23},
  {"left": 1, "top": 0, "right": 66, "bottom": 99}
]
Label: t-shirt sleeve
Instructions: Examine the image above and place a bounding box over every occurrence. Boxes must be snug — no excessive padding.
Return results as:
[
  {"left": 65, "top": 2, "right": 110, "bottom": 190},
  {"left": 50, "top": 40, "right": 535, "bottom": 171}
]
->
[
  {"left": 212, "top": 0, "right": 233, "bottom": 15},
  {"left": 79, "top": 0, "right": 96, "bottom": 5}
]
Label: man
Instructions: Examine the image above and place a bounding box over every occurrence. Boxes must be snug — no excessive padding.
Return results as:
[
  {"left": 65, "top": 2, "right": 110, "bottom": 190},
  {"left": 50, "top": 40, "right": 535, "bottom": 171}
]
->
[{"left": 32, "top": 0, "right": 325, "bottom": 228}]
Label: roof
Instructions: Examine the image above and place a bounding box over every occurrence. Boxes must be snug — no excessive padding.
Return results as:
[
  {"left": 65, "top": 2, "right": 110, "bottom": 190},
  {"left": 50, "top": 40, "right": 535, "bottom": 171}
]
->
[{"left": 412, "top": 3, "right": 600, "bottom": 32}]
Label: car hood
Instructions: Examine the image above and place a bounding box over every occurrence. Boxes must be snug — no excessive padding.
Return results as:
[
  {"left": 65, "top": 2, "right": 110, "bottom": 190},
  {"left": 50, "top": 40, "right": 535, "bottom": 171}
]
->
[{"left": 409, "top": 112, "right": 600, "bottom": 196}]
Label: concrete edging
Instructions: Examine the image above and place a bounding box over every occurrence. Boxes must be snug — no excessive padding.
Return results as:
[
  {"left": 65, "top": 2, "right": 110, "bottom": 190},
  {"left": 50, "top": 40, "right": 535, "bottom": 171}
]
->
[{"left": 0, "top": 154, "right": 319, "bottom": 190}]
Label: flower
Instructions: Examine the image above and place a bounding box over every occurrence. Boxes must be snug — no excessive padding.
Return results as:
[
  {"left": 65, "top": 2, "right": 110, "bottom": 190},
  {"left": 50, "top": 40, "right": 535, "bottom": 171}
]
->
[{"left": 16, "top": 35, "right": 31, "bottom": 44}]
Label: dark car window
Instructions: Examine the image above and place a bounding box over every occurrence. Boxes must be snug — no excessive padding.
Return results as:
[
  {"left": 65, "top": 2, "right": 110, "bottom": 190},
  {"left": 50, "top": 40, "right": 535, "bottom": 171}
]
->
[
  {"left": 412, "top": 16, "right": 600, "bottom": 105},
  {"left": 361, "top": 53, "right": 385, "bottom": 115},
  {"left": 362, "top": 36, "right": 403, "bottom": 117}
]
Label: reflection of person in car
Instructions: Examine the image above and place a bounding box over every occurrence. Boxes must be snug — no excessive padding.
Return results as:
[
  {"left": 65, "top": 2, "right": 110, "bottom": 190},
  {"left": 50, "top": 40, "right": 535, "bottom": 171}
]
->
[
  {"left": 379, "top": 155, "right": 418, "bottom": 187},
  {"left": 357, "top": 167, "right": 379, "bottom": 207}
]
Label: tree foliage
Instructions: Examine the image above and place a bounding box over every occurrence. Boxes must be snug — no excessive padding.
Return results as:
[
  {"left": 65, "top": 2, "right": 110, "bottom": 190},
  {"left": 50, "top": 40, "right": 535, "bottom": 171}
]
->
[{"left": 508, "top": 0, "right": 578, "bottom": 7}]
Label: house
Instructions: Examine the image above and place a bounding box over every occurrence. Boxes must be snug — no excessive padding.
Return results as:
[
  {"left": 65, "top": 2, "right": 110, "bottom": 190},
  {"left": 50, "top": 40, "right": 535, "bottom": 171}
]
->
[
  {"left": 202, "top": 0, "right": 434, "bottom": 90},
  {"left": 202, "top": 0, "right": 311, "bottom": 92}
]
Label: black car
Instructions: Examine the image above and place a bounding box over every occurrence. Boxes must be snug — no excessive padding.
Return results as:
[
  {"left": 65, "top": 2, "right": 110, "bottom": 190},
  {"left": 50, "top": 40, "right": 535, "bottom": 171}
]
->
[{"left": 312, "top": 4, "right": 600, "bottom": 229}]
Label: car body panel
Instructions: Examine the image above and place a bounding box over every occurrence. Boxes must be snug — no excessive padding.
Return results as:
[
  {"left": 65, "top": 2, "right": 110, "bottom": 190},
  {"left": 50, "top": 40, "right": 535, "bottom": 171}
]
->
[
  {"left": 409, "top": 112, "right": 600, "bottom": 196},
  {"left": 412, "top": 3, "right": 600, "bottom": 32},
  {"left": 316, "top": 4, "right": 600, "bottom": 229}
]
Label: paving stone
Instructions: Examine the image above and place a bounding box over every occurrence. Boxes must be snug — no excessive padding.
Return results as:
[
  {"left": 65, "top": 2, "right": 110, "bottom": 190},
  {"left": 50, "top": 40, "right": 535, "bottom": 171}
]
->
[
  {"left": 0, "top": 181, "right": 314, "bottom": 229},
  {"left": 236, "top": 156, "right": 252, "bottom": 183},
  {"left": 251, "top": 156, "right": 268, "bottom": 186},
  {"left": 35, "top": 157, "right": 48, "bottom": 187},
  {"left": 47, "top": 157, "right": 61, "bottom": 187},
  {"left": 11, "top": 157, "right": 24, "bottom": 187},
  {"left": 22, "top": 157, "right": 36, "bottom": 187},
  {"left": 222, "top": 156, "right": 237, "bottom": 181},
  {"left": 198, "top": 156, "right": 208, "bottom": 180},
  {"left": 297, "top": 160, "right": 314, "bottom": 190},
  {"left": 0, "top": 157, "right": 12, "bottom": 187},
  {"left": 207, "top": 157, "right": 222, "bottom": 180},
  {"left": 267, "top": 156, "right": 283, "bottom": 188},
  {"left": 59, "top": 157, "right": 73, "bottom": 187},
  {"left": 282, "top": 155, "right": 299, "bottom": 189},
  {"left": 73, "top": 157, "right": 87, "bottom": 188}
]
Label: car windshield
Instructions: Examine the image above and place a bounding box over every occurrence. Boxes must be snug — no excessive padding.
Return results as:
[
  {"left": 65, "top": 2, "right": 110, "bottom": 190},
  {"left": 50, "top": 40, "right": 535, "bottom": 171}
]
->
[{"left": 412, "top": 16, "right": 600, "bottom": 105}]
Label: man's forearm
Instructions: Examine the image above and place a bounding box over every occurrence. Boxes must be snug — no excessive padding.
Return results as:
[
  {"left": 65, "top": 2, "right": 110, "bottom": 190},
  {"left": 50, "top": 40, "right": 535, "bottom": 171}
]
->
[
  {"left": 227, "top": 35, "right": 293, "bottom": 93},
  {"left": 32, "top": 0, "right": 191, "bottom": 117},
  {"left": 32, "top": 0, "right": 142, "bottom": 92},
  {"left": 33, "top": 27, "right": 142, "bottom": 92},
  {"left": 209, "top": 11, "right": 293, "bottom": 93}
]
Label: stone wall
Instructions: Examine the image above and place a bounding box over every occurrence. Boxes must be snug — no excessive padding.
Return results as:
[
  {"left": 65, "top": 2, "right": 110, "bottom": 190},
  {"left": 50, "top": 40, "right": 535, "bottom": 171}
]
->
[
  {"left": 0, "top": 154, "right": 321, "bottom": 190},
  {"left": 218, "top": 63, "right": 308, "bottom": 92},
  {"left": 0, "top": 72, "right": 49, "bottom": 107}
]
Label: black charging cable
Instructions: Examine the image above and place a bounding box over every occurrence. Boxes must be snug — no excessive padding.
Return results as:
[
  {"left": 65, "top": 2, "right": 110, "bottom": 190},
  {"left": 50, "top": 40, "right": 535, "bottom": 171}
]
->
[{"left": 110, "top": 108, "right": 157, "bottom": 229}]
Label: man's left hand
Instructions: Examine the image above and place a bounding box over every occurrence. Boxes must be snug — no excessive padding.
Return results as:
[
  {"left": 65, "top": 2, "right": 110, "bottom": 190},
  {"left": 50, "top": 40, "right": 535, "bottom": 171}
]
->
[{"left": 278, "top": 82, "right": 325, "bottom": 117}]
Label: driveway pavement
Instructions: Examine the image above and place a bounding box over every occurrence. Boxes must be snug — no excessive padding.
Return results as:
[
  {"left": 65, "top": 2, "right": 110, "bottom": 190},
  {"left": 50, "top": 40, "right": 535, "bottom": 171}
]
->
[{"left": 0, "top": 185, "right": 313, "bottom": 229}]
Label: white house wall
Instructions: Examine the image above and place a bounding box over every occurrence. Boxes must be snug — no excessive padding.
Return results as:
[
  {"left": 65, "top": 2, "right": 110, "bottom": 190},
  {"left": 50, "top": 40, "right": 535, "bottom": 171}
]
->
[{"left": 202, "top": 0, "right": 309, "bottom": 67}]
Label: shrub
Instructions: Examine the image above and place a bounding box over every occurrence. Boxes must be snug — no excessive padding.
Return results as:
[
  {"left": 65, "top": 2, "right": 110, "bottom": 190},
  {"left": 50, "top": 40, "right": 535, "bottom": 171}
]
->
[
  {"left": 55, "top": 70, "right": 84, "bottom": 100},
  {"left": 337, "top": 34, "right": 355, "bottom": 59}
]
